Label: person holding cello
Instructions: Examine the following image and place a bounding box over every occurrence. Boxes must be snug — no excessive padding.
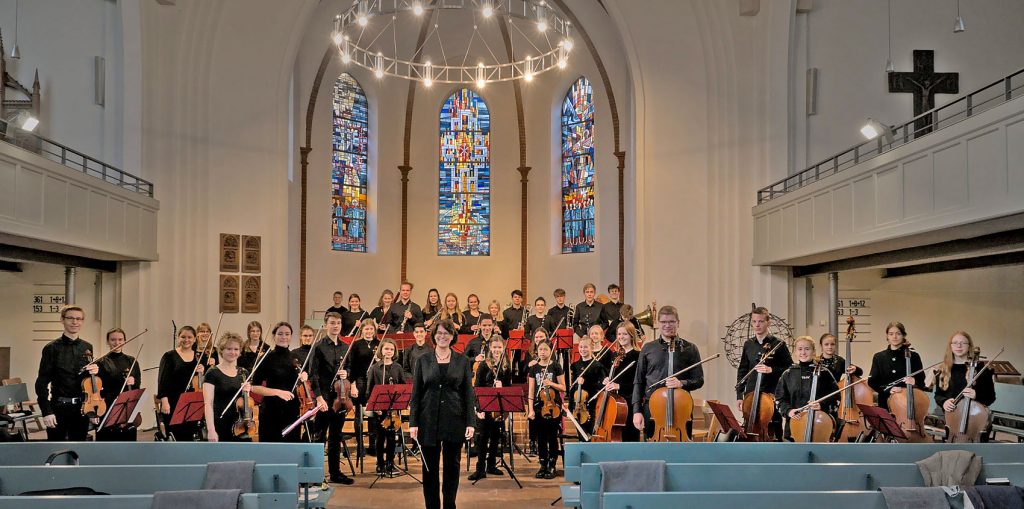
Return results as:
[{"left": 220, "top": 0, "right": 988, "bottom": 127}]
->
[
  {"left": 527, "top": 337, "right": 566, "bottom": 479},
  {"left": 934, "top": 331, "right": 996, "bottom": 442},
  {"left": 868, "top": 321, "right": 925, "bottom": 411},
  {"left": 818, "top": 333, "right": 862, "bottom": 416},
  {"left": 309, "top": 312, "right": 355, "bottom": 485},
  {"left": 93, "top": 328, "right": 142, "bottom": 441},
  {"left": 631, "top": 305, "right": 703, "bottom": 440},
  {"left": 202, "top": 332, "right": 252, "bottom": 442},
  {"left": 251, "top": 321, "right": 303, "bottom": 442},
  {"left": 735, "top": 306, "right": 792, "bottom": 441},
  {"left": 601, "top": 322, "right": 641, "bottom": 442},
  {"left": 366, "top": 338, "right": 408, "bottom": 475},
  {"left": 468, "top": 336, "right": 511, "bottom": 481},
  {"left": 775, "top": 336, "right": 839, "bottom": 441}
]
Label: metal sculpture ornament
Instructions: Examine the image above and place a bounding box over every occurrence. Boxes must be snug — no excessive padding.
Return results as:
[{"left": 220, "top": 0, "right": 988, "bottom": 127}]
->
[{"left": 721, "top": 303, "right": 795, "bottom": 368}]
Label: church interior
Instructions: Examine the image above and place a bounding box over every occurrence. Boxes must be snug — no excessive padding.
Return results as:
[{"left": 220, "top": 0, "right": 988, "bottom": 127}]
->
[{"left": 1, "top": 0, "right": 1023, "bottom": 508}]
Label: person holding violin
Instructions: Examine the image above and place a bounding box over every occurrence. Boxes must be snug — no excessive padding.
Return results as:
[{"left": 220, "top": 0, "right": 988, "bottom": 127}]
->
[
  {"left": 366, "top": 338, "right": 408, "bottom": 475},
  {"left": 468, "top": 336, "right": 511, "bottom": 481},
  {"left": 423, "top": 288, "right": 442, "bottom": 329},
  {"left": 527, "top": 338, "right": 566, "bottom": 480},
  {"left": 402, "top": 323, "right": 432, "bottom": 378},
  {"left": 347, "top": 320, "right": 380, "bottom": 455},
  {"left": 521, "top": 326, "right": 550, "bottom": 453},
  {"left": 868, "top": 321, "right": 925, "bottom": 411},
  {"left": 775, "top": 337, "right": 839, "bottom": 440},
  {"left": 195, "top": 322, "right": 219, "bottom": 368},
  {"left": 569, "top": 338, "right": 607, "bottom": 435},
  {"left": 734, "top": 306, "right": 792, "bottom": 440},
  {"left": 291, "top": 325, "right": 317, "bottom": 367},
  {"left": 202, "top": 332, "right": 252, "bottom": 442},
  {"left": 409, "top": 318, "right": 477, "bottom": 509},
  {"left": 603, "top": 322, "right": 641, "bottom": 442},
  {"left": 631, "top": 305, "right": 703, "bottom": 439},
  {"left": 250, "top": 322, "right": 303, "bottom": 442},
  {"left": 458, "top": 293, "right": 482, "bottom": 335},
  {"left": 240, "top": 321, "right": 267, "bottom": 372},
  {"left": 342, "top": 294, "right": 367, "bottom": 337},
  {"left": 35, "top": 305, "right": 94, "bottom": 441},
  {"left": 93, "top": 328, "right": 142, "bottom": 441},
  {"left": 934, "top": 331, "right": 996, "bottom": 431},
  {"left": 157, "top": 325, "right": 202, "bottom": 441},
  {"left": 309, "top": 312, "right": 355, "bottom": 485}
]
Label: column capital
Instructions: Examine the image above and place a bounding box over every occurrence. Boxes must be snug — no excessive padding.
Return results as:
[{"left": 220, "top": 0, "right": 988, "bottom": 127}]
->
[
  {"left": 398, "top": 165, "right": 413, "bottom": 182},
  {"left": 517, "top": 166, "right": 532, "bottom": 183}
]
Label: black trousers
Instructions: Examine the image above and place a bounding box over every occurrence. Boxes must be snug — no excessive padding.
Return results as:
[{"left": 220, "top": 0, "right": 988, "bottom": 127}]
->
[
  {"left": 373, "top": 418, "right": 398, "bottom": 468},
  {"left": 420, "top": 440, "right": 464, "bottom": 509},
  {"left": 258, "top": 398, "right": 300, "bottom": 443},
  {"left": 620, "top": 396, "right": 641, "bottom": 442},
  {"left": 45, "top": 401, "right": 89, "bottom": 441},
  {"left": 323, "top": 407, "right": 348, "bottom": 477},
  {"left": 474, "top": 416, "right": 503, "bottom": 471},
  {"left": 535, "top": 416, "right": 560, "bottom": 463},
  {"left": 96, "top": 425, "right": 138, "bottom": 441}
]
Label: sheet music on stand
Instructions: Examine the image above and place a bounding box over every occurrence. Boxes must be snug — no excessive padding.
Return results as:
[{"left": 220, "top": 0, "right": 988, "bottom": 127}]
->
[
  {"left": 706, "top": 401, "right": 750, "bottom": 442},
  {"left": 101, "top": 388, "right": 147, "bottom": 430},
  {"left": 857, "top": 404, "right": 908, "bottom": 442},
  {"left": 169, "top": 391, "right": 206, "bottom": 426}
]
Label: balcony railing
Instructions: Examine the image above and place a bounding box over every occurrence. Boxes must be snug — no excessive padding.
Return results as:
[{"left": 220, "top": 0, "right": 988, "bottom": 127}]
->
[
  {"left": 0, "top": 119, "right": 154, "bottom": 197},
  {"left": 757, "top": 68, "right": 1024, "bottom": 204}
]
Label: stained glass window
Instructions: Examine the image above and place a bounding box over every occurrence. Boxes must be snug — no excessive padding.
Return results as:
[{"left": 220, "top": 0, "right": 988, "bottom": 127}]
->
[
  {"left": 438, "top": 89, "right": 491, "bottom": 256},
  {"left": 561, "top": 77, "right": 595, "bottom": 253},
  {"left": 331, "top": 73, "right": 369, "bottom": 252}
]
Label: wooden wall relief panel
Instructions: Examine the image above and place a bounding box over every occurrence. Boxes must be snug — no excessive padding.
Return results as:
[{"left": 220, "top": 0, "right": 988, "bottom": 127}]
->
[
  {"left": 219, "top": 275, "right": 240, "bottom": 313},
  {"left": 241, "top": 275, "right": 261, "bottom": 314},
  {"left": 220, "top": 234, "right": 241, "bottom": 272}
]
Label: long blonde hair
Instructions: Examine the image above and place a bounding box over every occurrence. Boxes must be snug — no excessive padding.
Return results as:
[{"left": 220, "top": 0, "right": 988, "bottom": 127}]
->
[
  {"left": 439, "top": 292, "right": 464, "bottom": 326},
  {"left": 937, "top": 330, "right": 974, "bottom": 391}
]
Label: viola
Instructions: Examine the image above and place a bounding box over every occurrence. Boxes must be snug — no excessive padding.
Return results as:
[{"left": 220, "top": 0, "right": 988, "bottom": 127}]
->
[
  {"left": 591, "top": 353, "right": 628, "bottom": 443},
  {"left": 81, "top": 351, "right": 107, "bottom": 418},
  {"left": 789, "top": 362, "right": 835, "bottom": 443},
  {"left": 649, "top": 338, "right": 693, "bottom": 442},
  {"left": 887, "top": 344, "right": 933, "bottom": 443},
  {"left": 835, "top": 317, "right": 874, "bottom": 442},
  {"left": 741, "top": 341, "right": 782, "bottom": 442},
  {"left": 945, "top": 347, "right": 1003, "bottom": 443}
]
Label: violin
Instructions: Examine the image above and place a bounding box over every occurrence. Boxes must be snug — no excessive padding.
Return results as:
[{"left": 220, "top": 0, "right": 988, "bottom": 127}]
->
[
  {"left": 945, "top": 347, "right": 1003, "bottom": 443},
  {"left": 887, "top": 344, "right": 933, "bottom": 443},
  {"left": 538, "top": 361, "right": 562, "bottom": 419},
  {"left": 572, "top": 359, "right": 591, "bottom": 425},
  {"left": 232, "top": 369, "right": 259, "bottom": 440},
  {"left": 741, "top": 340, "right": 782, "bottom": 442},
  {"left": 81, "top": 351, "right": 107, "bottom": 418},
  {"left": 649, "top": 338, "right": 693, "bottom": 442},
  {"left": 292, "top": 358, "right": 315, "bottom": 416},
  {"left": 591, "top": 352, "right": 628, "bottom": 443},
  {"left": 330, "top": 330, "right": 361, "bottom": 414},
  {"left": 789, "top": 362, "right": 835, "bottom": 443},
  {"left": 835, "top": 317, "right": 874, "bottom": 442}
]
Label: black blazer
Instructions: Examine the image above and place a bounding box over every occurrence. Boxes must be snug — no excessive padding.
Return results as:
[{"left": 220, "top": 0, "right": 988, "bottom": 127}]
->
[{"left": 410, "top": 350, "right": 477, "bottom": 447}]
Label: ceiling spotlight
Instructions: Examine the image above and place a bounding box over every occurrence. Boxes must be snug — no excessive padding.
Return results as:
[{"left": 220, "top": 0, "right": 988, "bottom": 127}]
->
[
  {"left": 375, "top": 52, "right": 385, "bottom": 79},
  {"left": 524, "top": 56, "right": 534, "bottom": 82},
  {"left": 424, "top": 61, "right": 433, "bottom": 87},
  {"left": 482, "top": 0, "right": 494, "bottom": 18},
  {"left": 562, "top": 38, "right": 574, "bottom": 51},
  {"left": 332, "top": 31, "right": 344, "bottom": 45},
  {"left": 860, "top": 118, "right": 894, "bottom": 144},
  {"left": 953, "top": 16, "right": 965, "bottom": 33},
  {"left": 413, "top": 1, "right": 424, "bottom": 16},
  {"left": 476, "top": 63, "right": 486, "bottom": 88},
  {"left": 536, "top": 3, "right": 548, "bottom": 31},
  {"left": 5, "top": 111, "right": 39, "bottom": 133},
  {"left": 885, "top": 57, "right": 895, "bottom": 74},
  {"left": 356, "top": 0, "right": 370, "bottom": 26},
  {"left": 341, "top": 37, "right": 352, "bottom": 64},
  {"left": 558, "top": 58, "right": 567, "bottom": 69}
]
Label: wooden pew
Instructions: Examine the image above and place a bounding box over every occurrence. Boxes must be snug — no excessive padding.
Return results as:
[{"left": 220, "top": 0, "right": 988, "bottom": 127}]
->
[{"left": 0, "top": 464, "right": 298, "bottom": 495}]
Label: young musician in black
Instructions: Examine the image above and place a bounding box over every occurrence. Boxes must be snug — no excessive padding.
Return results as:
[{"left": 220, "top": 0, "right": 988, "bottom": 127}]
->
[
  {"left": 423, "top": 288, "right": 442, "bottom": 329},
  {"left": 371, "top": 290, "right": 394, "bottom": 333},
  {"left": 157, "top": 325, "right": 201, "bottom": 441},
  {"left": 342, "top": 294, "right": 368, "bottom": 337},
  {"left": 544, "top": 288, "right": 571, "bottom": 333},
  {"left": 438, "top": 292, "right": 465, "bottom": 333},
  {"left": 327, "top": 291, "right": 348, "bottom": 316},
  {"left": 524, "top": 296, "right": 548, "bottom": 340},
  {"left": 868, "top": 321, "right": 925, "bottom": 411},
  {"left": 402, "top": 323, "right": 432, "bottom": 378},
  {"left": 468, "top": 336, "right": 512, "bottom": 481},
  {"left": 347, "top": 320, "right": 380, "bottom": 456},
  {"left": 600, "top": 284, "right": 623, "bottom": 328},
  {"left": 390, "top": 281, "right": 424, "bottom": 333},
  {"left": 251, "top": 322, "right": 303, "bottom": 442},
  {"left": 203, "top": 332, "right": 251, "bottom": 442},
  {"left": 569, "top": 338, "right": 607, "bottom": 435},
  {"left": 527, "top": 338, "right": 565, "bottom": 479},
  {"left": 93, "top": 328, "right": 142, "bottom": 441},
  {"left": 604, "top": 322, "right": 641, "bottom": 442},
  {"left": 36, "top": 306, "right": 93, "bottom": 441},
  {"left": 775, "top": 337, "right": 839, "bottom": 440},
  {"left": 366, "top": 338, "right": 408, "bottom": 475},
  {"left": 572, "top": 283, "right": 603, "bottom": 338},
  {"left": 934, "top": 331, "right": 996, "bottom": 414},
  {"left": 195, "top": 322, "right": 219, "bottom": 368},
  {"left": 735, "top": 306, "right": 792, "bottom": 439},
  {"left": 463, "top": 314, "right": 495, "bottom": 366},
  {"left": 501, "top": 290, "right": 528, "bottom": 340},
  {"left": 291, "top": 325, "right": 317, "bottom": 366},
  {"left": 818, "top": 333, "right": 862, "bottom": 415},
  {"left": 459, "top": 293, "right": 483, "bottom": 335},
  {"left": 310, "top": 312, "right": 355, "bottom": 485},
  {"left": 410, "top": 319, "right": 476, "bottom": 509},
  {"left": 631, "top": 306, "right": 703, "bottom": 439},
  {"left": 239, "top": 321, "right": 266, "bottom": 372},
  {"left": 605, "top": 303, "right": 643, "bottom": 343},
  {"left": 486, "top": 300, "right": 504, "bottom": 338}
]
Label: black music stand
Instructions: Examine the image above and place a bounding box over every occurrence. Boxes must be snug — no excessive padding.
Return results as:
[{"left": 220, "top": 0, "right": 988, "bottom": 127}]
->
[
  {"left": 366, "top": 384, "right": 421, "bottom": 488},
  {"left": 101, "top": 388, "right": 145, "bottom": 431},
  {"left": 474, "top": 386, "right": 526, "bottom": 488},
  {"left": 706, "top": 401, "right": 750, "bottom": 442},
  {"left": 857, "top": 404, "right": 908, "bottom": 443}
]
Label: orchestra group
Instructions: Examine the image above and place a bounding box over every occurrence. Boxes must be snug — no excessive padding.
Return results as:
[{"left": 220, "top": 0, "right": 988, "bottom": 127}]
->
[{"left": 34, "top": 282, "right": 999, "bottom": 508}]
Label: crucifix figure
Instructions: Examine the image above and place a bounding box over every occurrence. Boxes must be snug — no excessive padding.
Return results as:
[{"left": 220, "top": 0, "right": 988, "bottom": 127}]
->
[{"left": 888, "top": 50, "right": 959, "bottom": 137}]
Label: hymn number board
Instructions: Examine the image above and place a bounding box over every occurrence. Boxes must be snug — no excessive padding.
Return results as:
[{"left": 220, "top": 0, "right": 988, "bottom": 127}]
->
[
  {"left": 837, "top": 296, "right": 872, "bottom": 337},
  {"left": 33, "top": 283, "right": 67, "bottom": 342}
]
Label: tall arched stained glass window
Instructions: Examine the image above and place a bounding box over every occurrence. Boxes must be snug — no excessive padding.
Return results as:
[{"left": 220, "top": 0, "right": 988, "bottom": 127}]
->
[
  {"left": 438, "top": 89, "right": 490, "bottom": 256},
  {"left": 561, "top": 77, "right": 595, "bottom": 253},
  {"left": 331, "top": 73, "right": 369, "bottom": 252}
]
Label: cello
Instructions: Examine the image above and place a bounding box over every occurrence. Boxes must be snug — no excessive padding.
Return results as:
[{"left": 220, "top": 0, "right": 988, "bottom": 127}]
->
[
  {"left": 789, "top": 362, "right": 835, "bottom": 442},
  {"left": 648, "top": 338, "right": 694, "bottom": 442},
  {"left": 740, "top": 340, "right": 785, "bottom": 442},
  {"left": 945, "top": 347, "right": 1005, "bottom": 443},
  {"left": 886, "top": 345, "right": 933, "bottom": 443},
  {"left": 590, "top": 353, "right": 634, "bottom": 443},
  {"left": 835, "top": 316, "right": 875, "bottom": 442}
]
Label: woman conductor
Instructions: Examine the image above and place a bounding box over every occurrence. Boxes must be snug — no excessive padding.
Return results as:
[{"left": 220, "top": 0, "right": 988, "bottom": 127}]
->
[{"left": 409, "top": 318, "right": 477, "bottom": 509}]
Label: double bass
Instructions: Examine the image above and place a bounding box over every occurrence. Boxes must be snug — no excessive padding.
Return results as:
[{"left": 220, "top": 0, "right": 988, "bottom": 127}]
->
[
  {"left": 789, "top": 362, "right": 835, "bottom": 442},
  {"left": 944, "top": 347, "right": 1004, "bottom": 443},
  {"left": 648, "top": 338, "right": 693, "bottom": 442},
  {"left": 740, "top": 340, "right": 784, "bottom": 442},
  {"left": 590, "top": 352, "right": 631, "bottom": 443},
  {"left": 835, "top": 317, "right": 874, "bottom": 442},
  {"left": 887, "top": 345, "right": 933, "bottom": 443}
]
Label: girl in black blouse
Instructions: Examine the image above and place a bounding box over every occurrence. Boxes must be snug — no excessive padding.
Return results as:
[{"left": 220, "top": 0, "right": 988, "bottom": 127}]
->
[
  {"left": 157, "top": 325, "right": 201, "bottom": 440},
  {"left": 343, "top": 294, "right": 369, "bottom": 337},
  {"left": 252, "top": 322, "right": 303, "bottom": 442},
  {"left": 410, "top": 319, "right": 476, "bottom": 509},
  {"left": 366, "top": 338, "right": 408, "bottom": 475},
  {"left": 868, "top": 321, "right": 925, "bottom": 411},
  {"left": 603, "top": 322, "right": 641, "bottom": 442},
  {"left": 371, "top": 290, "right": 395, "bottom": 333},
  {"left": 423, "top": 289, "right": 442, "bottom": 329},
  {"left": 438, "top": 292, "right": 465, "bottom": 332},
  {"left": 195, "top": 322, "right": 219, "bottom": 369},
  {"left": 203, "top": 332, "right": 251, "bottom": 442},
  {"left": 348, "top": 320, "right": 380, "bottom": 457},
  {"left": 468, "top": 336, "right": 512, "bottom": 481},
  {"left": 239, "top": 321, "right": 266, "bottom": 372},
  {"left": 527, "top": 338, "right": 566, "bottom": 480},
  {"left": 569, "top": 339, "right": 607, "bottom": 436},
  {"left": 459, "top": 293, "right": 483, "bottom": 336},
  {"left": 935, "top": 331, "right": 996, "bottom": 415},
  {"left": 95, "top": 328, "right": 142, "bottom": 441},
  {"left": 775, "top": 337, "right": 839, "bottom": 440}
]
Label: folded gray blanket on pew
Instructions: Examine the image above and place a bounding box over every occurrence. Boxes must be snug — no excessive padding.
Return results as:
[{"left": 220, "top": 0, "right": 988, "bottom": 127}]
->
[
  {"left": 151, "top": 489, "right": 241, "bottom": 509},
  {"left": 598, "top": 460, "right": 665, "bottom": 494},
  {"left": 202, "top": 461, "right": 255, "bottom": 492},
  {"left": 916, "top": 450, "right": 982, "bottom": 487},
  {"left": 880, "top": 487, "right": 952, "bottom": 509},
  {"left": 965, "top": 485, "right": 1024, "bottom": 509}
]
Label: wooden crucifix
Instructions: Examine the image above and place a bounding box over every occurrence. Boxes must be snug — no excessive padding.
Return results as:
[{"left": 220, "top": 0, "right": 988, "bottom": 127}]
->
[{"left": 888, "top": 50, "right": 959, "bottom": 137}]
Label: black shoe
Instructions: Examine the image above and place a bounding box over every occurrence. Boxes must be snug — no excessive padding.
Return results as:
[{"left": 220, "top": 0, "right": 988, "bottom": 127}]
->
[
  {"left": 487, "top": 467, "right": 504, "bottom": 476},
  {"left": 534, "top": 467, "right": 546, "bottom": 479},
  {"left": 468, "top": 471, "right": 486, "bottom": 481},
  {"left": 375, "top": 463, "right": 385, "bottom": 475},
  {"left": 543, "top": 468, "right": 557, "bottom": 480},
  {"left": 329, "top": 473, "right": 354, "bottom": 485}
]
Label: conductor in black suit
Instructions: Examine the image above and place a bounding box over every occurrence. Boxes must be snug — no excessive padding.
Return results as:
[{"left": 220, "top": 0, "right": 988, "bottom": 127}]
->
[{"left": 410, "top": 318, "right": 477, "bottom": 509}]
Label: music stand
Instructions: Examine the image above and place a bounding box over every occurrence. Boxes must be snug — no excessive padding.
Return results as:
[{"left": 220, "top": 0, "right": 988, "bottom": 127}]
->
[
  {"left": 169, "top": 391, "right": 205, "bottom": 441},
  {"left": 339, "top": 336, "right": 356, "bottom": 345},
  {"left": 101, "top": 388, "right": 146, "bottom": 431},
  {"left": 473, "top": 386, "right": 526, "bottom": 488},
  {"left": 365, "top": 384, "right": 421, "bottom": 488},
  {"left": 706, "top": 401, "right": 750, "bottom": 442},
  {"left": 857, "top": 404, "right": 908, "bottom": 443},
  {"left": 553, "top": 329, "right": 574, "bottom": 351}
]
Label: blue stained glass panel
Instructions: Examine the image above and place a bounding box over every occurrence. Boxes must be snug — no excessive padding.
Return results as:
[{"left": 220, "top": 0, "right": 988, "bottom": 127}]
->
[
  {"left": 331, "top": 73, "right": 369, "bottom": 252},
  {"left": 438, "top": 89, "right": 490, "bottom": 256},
  {"left": 561, "top": 77, "right": 596, "bottom": 253}
]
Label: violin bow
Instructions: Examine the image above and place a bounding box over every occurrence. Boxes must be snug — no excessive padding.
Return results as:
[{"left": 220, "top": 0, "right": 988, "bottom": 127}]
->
[
  {"left": 794, "top": 376, "right": 871, "bottom": 415},
  {"left": 183, "top": 313, "right": 223, "bottom": 392},
  {"left": 951, "top": 347, "right": 1006, "bottom": 405},
  {"left": 220, "top": 328, "right": 272, "bottom": 418},
  {"left": 588, "top": 360, "right": 637, "bottom": 403},
  {"left": 649, "top": 353, "right": 722, "bottom": 389},
  {"left": 81, "top": 329, "right": 149, "bottom": 373},
  {"left": 734, "top": 340, "right": 785, "bottom": 389},
  {"left": 96, "top": 340, "right": 146, "bottom": 431},
  {"left": 881, "top": 360, "right": 944, "bottom": 391}
]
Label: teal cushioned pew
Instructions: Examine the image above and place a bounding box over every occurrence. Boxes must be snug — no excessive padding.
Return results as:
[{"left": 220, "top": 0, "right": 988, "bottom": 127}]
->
[
  {"left": 0, "top": 492, "right": 298, "bottom": 509},
  {"left": 0, "top": 464, "right": 298, "bottom": 495},
  {"left": 601, "top": 491, "right": 887, "bottom": 509}
]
